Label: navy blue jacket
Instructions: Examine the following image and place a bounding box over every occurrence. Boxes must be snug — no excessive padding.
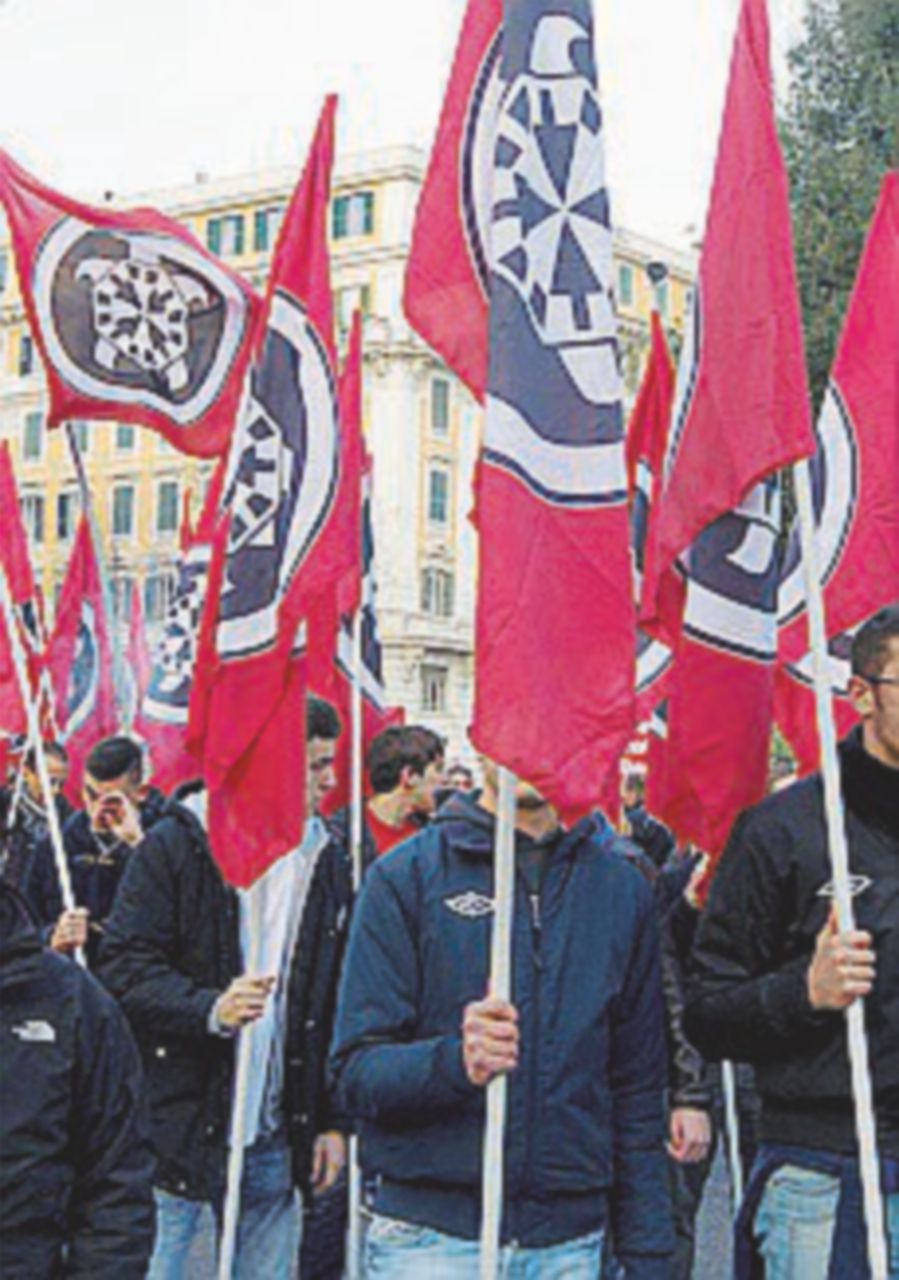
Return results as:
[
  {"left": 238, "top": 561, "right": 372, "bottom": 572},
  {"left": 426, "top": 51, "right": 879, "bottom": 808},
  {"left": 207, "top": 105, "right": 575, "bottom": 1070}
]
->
[{"left": 330, "top": 795, "right": 673, "bottom": 1275}]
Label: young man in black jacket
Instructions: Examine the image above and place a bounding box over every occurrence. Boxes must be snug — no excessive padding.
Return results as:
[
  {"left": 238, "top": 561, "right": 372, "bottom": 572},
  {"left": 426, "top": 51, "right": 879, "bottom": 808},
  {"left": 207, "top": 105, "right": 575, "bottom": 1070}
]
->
[
  {"left": 99, "top": 696, "right": 351, "bottom": 1279},
  {"left": 685, "top": 605, "right": 899, "bottom": 1277},
  {"left": 24, "top": 735, "right": 166, "bottom": 965},
  {"left": 0, "top": 880, "right": 154, "bottom": 1278},
  {"left": 331, "top": 761, "right": 674, "bottom": 1279},
  {"left": 0, "top": 740, "right": 72, "bottom": 892}
]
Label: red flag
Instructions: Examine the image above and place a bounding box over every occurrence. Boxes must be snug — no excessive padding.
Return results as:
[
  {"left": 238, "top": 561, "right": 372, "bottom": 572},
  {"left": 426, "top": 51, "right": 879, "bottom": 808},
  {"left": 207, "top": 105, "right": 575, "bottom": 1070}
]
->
[
  {"left": 193, "top": 98, "right": 340, "bottom": 887},
  {"left": 0, "top": 442, "right": 47, "bottom": 711},
  {"left": 636, "top": 0, "right": 815, "bottom": 859},
  {"left": 123, "top": 585, "right": 152, "bottom": 729},
  {"left": 403, "top": 0, "right": 502, "bottom": 400},
  {"left": 777, "top": 174, "right": 899, "bottom": 772},
  {"left": 47, "top": 517, "right": 118, "bottom": 798},
  {"left": 0, "top": 614, "right": 26, "bottom": 738},
  {"left": 640, "top": 0, "right": 815, "bottom": 630},
  {"left": 0, "top": 150, "right": 261, "bottom": 459},
  {"left": 408, "top": 0, "right": 636, "bottom": 817}
]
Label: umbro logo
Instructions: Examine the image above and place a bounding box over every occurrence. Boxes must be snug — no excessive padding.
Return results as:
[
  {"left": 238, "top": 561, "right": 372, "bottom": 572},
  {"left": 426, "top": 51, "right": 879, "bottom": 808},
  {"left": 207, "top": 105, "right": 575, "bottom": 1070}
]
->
[
  {"left": 817, "top": 876, "right": 873, "bottom": 901},
  {"left": 11, "top": 1020, "right": 56, "bottom": 1043},
  {"left": 445, "top": 892, "right": 495, "bottom": 920}
]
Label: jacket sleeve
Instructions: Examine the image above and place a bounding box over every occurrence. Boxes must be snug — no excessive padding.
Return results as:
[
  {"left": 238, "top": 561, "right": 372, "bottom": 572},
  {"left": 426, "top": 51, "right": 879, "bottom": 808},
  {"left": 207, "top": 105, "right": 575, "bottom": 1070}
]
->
[
  {"left": 660, "top": 901, "right": 711, "bottom": 1111},
  {"left": 609, "top": 882, "right": 675, "bottom": 1279},
  {"left": 22, "top": 835, "right": 64, "bottom": 928},
  {"left": 330, "top": 858, "right": 479, "bottom": 1124},
  {"left": 97, "top": 823, "right": 222, "bottom": 1040},
  {"left": 66, "top": 971, "right": 156, "bottom": 1278},
  {"left": 684, "top": 809, "right": 834, "bottom": 1064}
]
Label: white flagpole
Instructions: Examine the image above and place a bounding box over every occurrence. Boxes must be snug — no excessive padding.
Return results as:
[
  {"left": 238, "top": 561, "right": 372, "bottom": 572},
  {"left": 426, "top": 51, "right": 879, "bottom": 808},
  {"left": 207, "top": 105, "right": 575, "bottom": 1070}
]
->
[
  {"left": 346, "top": 607, "right": 365, "bottom": 1280},
  {"left": 217, "top": 884, "right": 265, "bottom": 1280},
  {"left": 479, "top": 767, "right": 517, "bottom": 1280},
  {"left": 794, "top": 459, "right": 888, "bottom": 1280},
  {"left": 721, "top": 1060, "right": 744, "bottom": 1209},
  {"left": 0, "top": 564, "right": 81, "bottom": 960}
]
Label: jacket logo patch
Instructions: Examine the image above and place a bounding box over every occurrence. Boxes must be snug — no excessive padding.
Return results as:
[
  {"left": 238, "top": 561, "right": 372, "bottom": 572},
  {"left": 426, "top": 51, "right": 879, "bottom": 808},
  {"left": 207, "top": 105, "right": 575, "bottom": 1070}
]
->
[
  {"left": 816, "top": 875, "right": 873, "bottom": 901},
  {"left": 445, "top": 891, "right": 495, "bottom": 920},
  {"left": 11, "top": 1019, "right": 57, "bottom": 1043}
]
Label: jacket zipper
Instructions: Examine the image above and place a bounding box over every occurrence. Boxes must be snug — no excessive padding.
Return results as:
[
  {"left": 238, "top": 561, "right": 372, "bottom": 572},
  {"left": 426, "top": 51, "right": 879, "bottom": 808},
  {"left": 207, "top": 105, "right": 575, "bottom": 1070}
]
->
[{"left": 519, "top": 872, "right": 544, "bottom": 1201}]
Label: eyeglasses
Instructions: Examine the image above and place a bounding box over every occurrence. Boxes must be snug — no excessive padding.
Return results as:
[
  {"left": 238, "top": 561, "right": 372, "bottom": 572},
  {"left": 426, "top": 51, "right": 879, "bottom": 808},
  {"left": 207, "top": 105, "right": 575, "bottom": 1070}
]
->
[{"left": 863, "top": 674, "right": 899, "bottom": 688}]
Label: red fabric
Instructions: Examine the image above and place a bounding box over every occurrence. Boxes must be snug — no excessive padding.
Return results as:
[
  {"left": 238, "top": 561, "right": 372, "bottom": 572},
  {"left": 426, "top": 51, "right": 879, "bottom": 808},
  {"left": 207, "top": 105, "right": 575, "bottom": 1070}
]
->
[
  {"left": 472, "top": 462, "right": 636, "bottom": 823},
  {"left": 47, "top": 518, "right": 118, "bottom": 799},
  {"left": 0, "top": 443, "right": 37, "bottom": 607},
  {"left": 635, "top": 0, "right": 815, "bottom": 863},
  {"left": 403, "top": 0, "right": 501, "bottom": 401},
  {"left": 366, "top": 807, "right": 420, "bottom": 857},
  {"left": 193, "top": 98, "right": 339, "bottom": 887},
  {"left": 640, "top": 0, "right": 815, "bottom": 634},
  {"left": 0, "top": 150, "right": 261, "bottom": 459},
  {"left": 127, "top": 589, "right": 152, "bottom": 708},
  {"left": 0, "top": 613, "right": 26, "bottom": 738},
  {"left": 776, "top": 174, "right": 899, "bottom": 773}
]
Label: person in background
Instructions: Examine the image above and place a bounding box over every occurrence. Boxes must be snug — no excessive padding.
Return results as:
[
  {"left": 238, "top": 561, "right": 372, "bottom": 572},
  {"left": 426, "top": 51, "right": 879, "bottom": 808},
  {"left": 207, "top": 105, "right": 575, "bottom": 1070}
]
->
[
  {"left": 0, "top": 740, "right": 72, "bottom": 893},
  {"left": 446, "top": 761, "right": 476, "bottom": 793},
  {"left": 0, "top": 878, "right": 155, "bottom": 1277},
  {"left": 621, "top": 771, "right": 677, "bottom": 870},
  {"left": 99, "top": 696, "right": 351, "bottom": 1279},
  {"left": 24, "top": 735, "right": 166, "bottom": 966}
]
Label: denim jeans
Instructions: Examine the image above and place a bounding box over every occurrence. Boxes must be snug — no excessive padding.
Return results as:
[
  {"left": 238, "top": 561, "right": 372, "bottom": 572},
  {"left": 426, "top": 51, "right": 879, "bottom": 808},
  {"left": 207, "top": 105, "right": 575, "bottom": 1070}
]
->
[
  {"left": 148, "top": 1137, "right": 301, "bottom": 1280},
  {"left": 365, "top": 1214, "right": 604, "bottom": 1279},
  {"left": 755, "top": 1163, "right": 899, "bottom": 1279}
]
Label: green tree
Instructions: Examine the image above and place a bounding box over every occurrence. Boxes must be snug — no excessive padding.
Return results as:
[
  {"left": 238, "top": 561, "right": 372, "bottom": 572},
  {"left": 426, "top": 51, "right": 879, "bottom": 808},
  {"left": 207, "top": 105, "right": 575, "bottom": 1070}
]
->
[{"left": 780, "top": 0, "right": 898, "bottom": 413}]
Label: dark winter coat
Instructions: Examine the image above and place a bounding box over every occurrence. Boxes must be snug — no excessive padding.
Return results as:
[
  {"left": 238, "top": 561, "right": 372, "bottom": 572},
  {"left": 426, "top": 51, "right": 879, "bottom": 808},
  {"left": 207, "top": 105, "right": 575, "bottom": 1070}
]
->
[
  {"left": 23, "top": 787, "right": 168, "bottom": 965},
  {"left": 0, "top": 788, "right": 74, "bottom": 894},
  {"left": 330, "top": 794, "right": 673, "bottom": 1278},
  {"left": 97, "top": 798, "right": 353, "bottom": 1203},
  {"left": 0, "top": 882, "right": 155, "bottom": 1278},
  {"left": 685, "top": 729, "right": 899, "bottom": 1157}
]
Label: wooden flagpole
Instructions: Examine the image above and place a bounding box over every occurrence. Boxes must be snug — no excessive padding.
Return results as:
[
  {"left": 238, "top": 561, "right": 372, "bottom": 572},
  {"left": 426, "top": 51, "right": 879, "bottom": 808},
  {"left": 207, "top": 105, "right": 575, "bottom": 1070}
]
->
[
  {"left": 0, "top": 563, "right": 81, "bottom": 963},
  {"left": 346, "top": 606, "right": 365, "bottom": 1279},
  {"left": 794, "top": 459, "right": 888, "bottom": 1280},
  {"left": 479, "top": 767, "right": 517, "bottom": 1280}
]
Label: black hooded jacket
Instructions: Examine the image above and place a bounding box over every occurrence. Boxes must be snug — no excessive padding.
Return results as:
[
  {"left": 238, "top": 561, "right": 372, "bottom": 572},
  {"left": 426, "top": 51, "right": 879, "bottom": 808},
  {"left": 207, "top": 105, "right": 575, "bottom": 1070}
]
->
[
  {"left": 0, "top": 882, "right": 155, "bottom": 1277},
  {"left": 685, "top": 730, "right": 899, "bottom": 1157}
]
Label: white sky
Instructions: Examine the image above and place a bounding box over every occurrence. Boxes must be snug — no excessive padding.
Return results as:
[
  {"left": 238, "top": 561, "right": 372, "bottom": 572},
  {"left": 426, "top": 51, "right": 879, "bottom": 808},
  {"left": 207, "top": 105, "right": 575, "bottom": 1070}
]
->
[{"left": 0, "top": 0, "right": 807, "bottom": 251}]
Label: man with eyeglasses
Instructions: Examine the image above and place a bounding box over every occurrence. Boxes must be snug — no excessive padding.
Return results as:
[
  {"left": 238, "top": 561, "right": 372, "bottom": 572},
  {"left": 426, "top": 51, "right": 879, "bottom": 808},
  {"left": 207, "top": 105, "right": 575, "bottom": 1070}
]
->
[{"left": 685, "top": 604, "right": 899, "bottom": 1278}]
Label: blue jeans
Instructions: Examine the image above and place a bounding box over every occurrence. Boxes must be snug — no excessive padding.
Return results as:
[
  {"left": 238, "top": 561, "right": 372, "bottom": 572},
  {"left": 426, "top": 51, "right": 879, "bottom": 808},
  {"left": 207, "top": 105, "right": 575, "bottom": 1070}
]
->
[
  {"left": 365, "top": 1214, "right": 604, "bottom": 1278},
  {"left": 148, "top": 1138, "right": 301, "bottom": 1280},
  {"left": 755, "top": 1163, "right": 899, "bottom": 1279}
]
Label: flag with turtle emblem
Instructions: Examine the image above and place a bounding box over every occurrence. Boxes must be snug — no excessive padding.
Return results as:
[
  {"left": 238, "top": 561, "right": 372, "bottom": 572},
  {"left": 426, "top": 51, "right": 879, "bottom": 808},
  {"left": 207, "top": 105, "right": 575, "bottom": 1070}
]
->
[{"left": 0, "top": 150, "right": 261, "bottom": 458}]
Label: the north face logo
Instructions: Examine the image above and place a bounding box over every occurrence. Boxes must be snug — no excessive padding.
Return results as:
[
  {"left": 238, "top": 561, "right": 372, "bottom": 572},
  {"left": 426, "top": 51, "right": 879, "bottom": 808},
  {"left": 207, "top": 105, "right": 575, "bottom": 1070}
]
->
[{"left": 445, "top": 892, "right": 495, "bottom": 920}]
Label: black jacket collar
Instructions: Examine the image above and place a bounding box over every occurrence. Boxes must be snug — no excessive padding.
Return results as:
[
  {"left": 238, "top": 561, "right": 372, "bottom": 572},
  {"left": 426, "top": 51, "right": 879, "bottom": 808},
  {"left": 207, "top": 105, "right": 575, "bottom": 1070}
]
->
[
  {"left": 840, "top": 728, "right": 899, "bottom": 839},
  {"left": 432, "top": 792, "right": 600, "bottom": 861}
]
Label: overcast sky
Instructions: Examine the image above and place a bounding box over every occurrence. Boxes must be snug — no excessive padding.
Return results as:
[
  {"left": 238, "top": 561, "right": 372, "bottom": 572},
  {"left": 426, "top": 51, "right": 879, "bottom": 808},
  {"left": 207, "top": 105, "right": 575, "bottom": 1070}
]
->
[{"left": 1, "top": 0, "right": 807, "bottom": 250}]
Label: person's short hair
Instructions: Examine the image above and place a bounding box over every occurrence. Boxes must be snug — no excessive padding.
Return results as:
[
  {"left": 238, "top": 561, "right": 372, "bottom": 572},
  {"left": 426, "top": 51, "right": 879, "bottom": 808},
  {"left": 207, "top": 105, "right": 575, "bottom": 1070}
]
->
[
  {"left": 367, "top": 726, "right": 445, "bottom": 795},
  {"left": 24, "top": 741, "right": 68, "bottom": 772},
  {"left": 307, "top": 695, "right": 342, "bottom": 743},
  {"left": 851, "top": 605, "right": 899, "bottom": 679},
  {"left": 447, "top": 763, "right": 474, "bottom": 785},
  {"left": 84, "top": 737, "right": 144, "bottom": 786}
]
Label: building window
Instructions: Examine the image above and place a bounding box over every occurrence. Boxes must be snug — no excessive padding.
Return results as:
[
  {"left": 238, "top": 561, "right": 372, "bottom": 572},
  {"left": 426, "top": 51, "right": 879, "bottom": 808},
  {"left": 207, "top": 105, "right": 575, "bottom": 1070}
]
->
[
  {"left": 112, "top": 485, "right": 136, "bottom": 538},
  {"left": 23, "top": 411, "right": 43, "bottom": 461},
  {"left": 116, "top": 423, "right": 136, "bottom": 452},
  {"left": 253, "top": 205, "right": 285, "bottom": 253},
  {"left": 618, "top": 263, "right": 635, "bottom": 308},
  {"left": 336, "top": 284, "right": 372, "bottom": 334},
  {"left": 333, "top": 191, "right": 375, "bottom": 240},
  {"left": 156, "top": 480, "right": 179, "bottom": 535},
  {"left": 421, "top": 664, "right": 448, "bottom": 714},
  {"left": 427, "top": 466, "right": 450, "bottom": 525},
  {"left": 69, "top": 420, "right": 90, "bottom": 454},
  {"left": 112, "top": 577, "right": 135, "bottom": 622},
  {"left": 21, "top": 494, "right": 45, "bottom": 545},
  {"left": 207, "top": 214, "right": 245, "bottom": 257},
  {"left": 56, "top": 491, "right": 79, "bottom": 541},
  {"left": 654, "top": 278, "right": 669, "bottom": 317},
  {"left": 421, "top": 567, "right": 455, "bottom": 618},
  {"left": 19, "top": 334, "right": 35, "bottom": 377},
  {"left": 145, "top": 572, "right": 176, "bottom": 622},
  {"left": 431, "top": 378, "right": 450, "bottom": 436},
  {"left": 0, "top": 250, "right": 7, "bottom": 294}
]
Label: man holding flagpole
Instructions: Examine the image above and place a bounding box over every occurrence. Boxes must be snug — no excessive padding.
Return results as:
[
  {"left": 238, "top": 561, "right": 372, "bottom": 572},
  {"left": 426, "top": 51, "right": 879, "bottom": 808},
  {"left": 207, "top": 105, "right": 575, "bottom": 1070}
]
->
[
  {"left": 331, "top": 760, "right": 673, "bottom": 1278},
  {"left": 686, "top": 606, "right": 899, "bottom": 1277}
]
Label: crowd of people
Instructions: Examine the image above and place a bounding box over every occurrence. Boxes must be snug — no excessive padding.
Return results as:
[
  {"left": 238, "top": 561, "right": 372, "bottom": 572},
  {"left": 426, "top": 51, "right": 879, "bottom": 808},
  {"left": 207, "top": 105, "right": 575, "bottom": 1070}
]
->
[{"left": 0, "top": 603, "right": 897, "bottom": 1279}]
